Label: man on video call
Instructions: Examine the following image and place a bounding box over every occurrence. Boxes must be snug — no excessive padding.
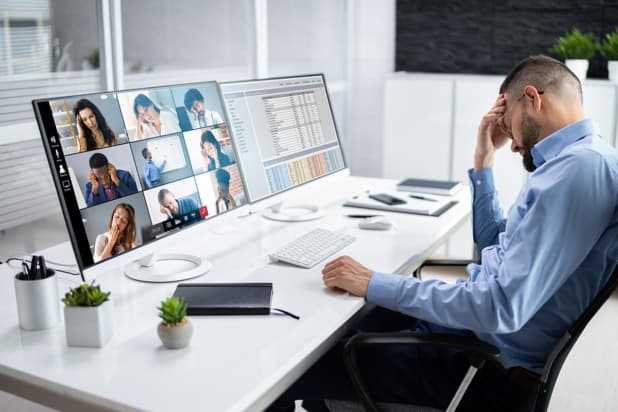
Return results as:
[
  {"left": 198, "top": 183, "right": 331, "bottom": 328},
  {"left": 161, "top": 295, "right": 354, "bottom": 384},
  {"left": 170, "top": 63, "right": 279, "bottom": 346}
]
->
[
  {"left": 268, "top": 55, "right": 618, "bottom": 411},
  {"left": 141, "top": 148, "right": 166, "bottom": 188},
  {"left": 85, "top": 153, "right": 138, "bottom": 207},
  {"left": 183, "top": 88, "right": 224, "bottom": 129},
  {"left": 157, "top": 188, "right": 198, "bottom": 220}
]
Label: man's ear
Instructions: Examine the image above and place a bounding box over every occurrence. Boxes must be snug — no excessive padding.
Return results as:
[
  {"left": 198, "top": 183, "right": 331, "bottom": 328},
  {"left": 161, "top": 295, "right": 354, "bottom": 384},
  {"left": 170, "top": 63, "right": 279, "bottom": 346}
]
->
[{"left": 523, "top": 85, "right": 543, "bottom": 112}]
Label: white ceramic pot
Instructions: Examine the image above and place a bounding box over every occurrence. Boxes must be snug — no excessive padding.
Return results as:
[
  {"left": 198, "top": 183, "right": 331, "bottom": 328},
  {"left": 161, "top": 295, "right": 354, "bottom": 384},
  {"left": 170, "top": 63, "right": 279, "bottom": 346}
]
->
[
  {"left": 565, "top": 59, "right": 589, "bottom": 82},
  {"left": 64, "top": 303, "right": 114, "bottom": 348},
  {"left": 157, "top": 319, "right": 193, "bottom": 349},
  {"left": 608, "top": 61, "right": 618, "bottom": 82}
]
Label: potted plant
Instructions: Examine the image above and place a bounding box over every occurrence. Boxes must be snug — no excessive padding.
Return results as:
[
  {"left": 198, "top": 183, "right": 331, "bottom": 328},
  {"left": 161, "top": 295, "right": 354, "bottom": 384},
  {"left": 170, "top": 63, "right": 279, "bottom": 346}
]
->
[
  {"left": 62, "top": 283, "right": 113, "bottom": 348},
  {"left": 157, "top": 296, "right": 193, "bottom": 349},
  {"left": 550, "top": 27, "right": 596, "bottom": 81},
  {"left": 599, "top": 28, "right": 618, "bottom": 82}
]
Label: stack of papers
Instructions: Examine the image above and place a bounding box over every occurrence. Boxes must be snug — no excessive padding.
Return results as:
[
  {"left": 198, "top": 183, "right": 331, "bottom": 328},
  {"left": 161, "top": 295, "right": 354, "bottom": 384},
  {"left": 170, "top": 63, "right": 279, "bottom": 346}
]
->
[{"left": 343, "top": 192, "right": 457, "bottom": 216}]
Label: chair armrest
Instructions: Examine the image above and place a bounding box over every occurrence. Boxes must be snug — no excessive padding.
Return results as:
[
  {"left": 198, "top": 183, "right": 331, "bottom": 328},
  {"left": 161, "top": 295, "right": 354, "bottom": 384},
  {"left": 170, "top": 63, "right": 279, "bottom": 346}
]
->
[
  {"left": 343, "top": 332, "right": 500, "bottom": 412},
  {"left": 413, "top": 258, "right": 479, "bottom": 279}
]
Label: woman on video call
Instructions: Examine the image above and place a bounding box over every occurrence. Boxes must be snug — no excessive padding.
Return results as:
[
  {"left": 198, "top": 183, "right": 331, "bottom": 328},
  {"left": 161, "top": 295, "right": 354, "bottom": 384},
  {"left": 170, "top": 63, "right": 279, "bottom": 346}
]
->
[
  {"left": 73, "top": 99, "right": 119, "bottom": 152},
  {"left": 94, "top": 203, "right": 139, "bottom": 262},
  {"left": 201, "top": 130, "right": 232, "bottom": 171},
  {"left": 133, "top": 93, "right": 178, "bottom": 139}
]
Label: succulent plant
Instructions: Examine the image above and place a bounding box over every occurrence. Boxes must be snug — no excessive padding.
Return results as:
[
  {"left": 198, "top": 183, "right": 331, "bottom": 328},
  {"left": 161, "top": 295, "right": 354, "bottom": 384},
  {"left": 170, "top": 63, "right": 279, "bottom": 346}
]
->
[
  {"left": 550, "top": 27, "right": 596, "bottom": 60},
  {"left": 157, "top": 296, "right": 188, "bottom": 326},
  {"left": 62, "top": 282, "right": 110, "bottom": 307}
]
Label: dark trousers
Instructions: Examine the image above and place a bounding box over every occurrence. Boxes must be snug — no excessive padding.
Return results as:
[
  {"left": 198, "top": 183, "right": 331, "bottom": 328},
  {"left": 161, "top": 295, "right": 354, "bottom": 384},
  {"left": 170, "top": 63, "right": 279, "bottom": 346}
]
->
[{"left": 267, "top": 307, "right": 534, "bottom": 412}]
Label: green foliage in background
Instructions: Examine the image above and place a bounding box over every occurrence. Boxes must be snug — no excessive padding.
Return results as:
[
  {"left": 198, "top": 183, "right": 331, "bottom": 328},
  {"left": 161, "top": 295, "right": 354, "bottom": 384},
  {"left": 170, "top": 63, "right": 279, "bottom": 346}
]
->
[
  {"left": 157, "top": 296, "right": 188, "bottom": 325},
  {"left": 599, "top": 28, "right": 618, "bottom": 60},
  {"left": 62, "top": 283, "right": 110, "bottom": 307},
  {"left": 550, "top": 27, "right": 596, "bottom": 60}
]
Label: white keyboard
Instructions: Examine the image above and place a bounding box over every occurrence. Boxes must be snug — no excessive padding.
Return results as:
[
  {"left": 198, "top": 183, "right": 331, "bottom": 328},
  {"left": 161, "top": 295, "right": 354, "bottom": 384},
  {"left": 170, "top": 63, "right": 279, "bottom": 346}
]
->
[{"left": 269, "top": 228, "right": 355, "bottom": 268}]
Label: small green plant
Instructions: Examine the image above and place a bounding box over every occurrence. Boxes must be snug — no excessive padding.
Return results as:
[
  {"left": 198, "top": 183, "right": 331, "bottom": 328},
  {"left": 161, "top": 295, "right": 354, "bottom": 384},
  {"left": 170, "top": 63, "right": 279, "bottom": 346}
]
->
[
  {"left": 599, "top": 28, "right": 618, "bottom": 60},
  {"left": 86, "top": 48, "right": 99, "bottom": 69},
  {"left": 157, "top": 296, "right": 187, "bottom": 326},
  {"left": 550, "top": 27, "right": 596, "bottom": 60},
  {"left": 62, "top": 283, "right": 110, "bottom": 307}
]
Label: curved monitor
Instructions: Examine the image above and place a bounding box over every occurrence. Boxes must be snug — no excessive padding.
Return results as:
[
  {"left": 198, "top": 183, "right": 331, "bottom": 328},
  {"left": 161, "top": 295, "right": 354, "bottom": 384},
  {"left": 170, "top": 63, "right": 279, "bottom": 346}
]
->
[
  {"left": 32, "top": 82, "right": 248, "bottom": 282},
  {"left": 219, "top": 74, "right": 347, "bottom": 221}
]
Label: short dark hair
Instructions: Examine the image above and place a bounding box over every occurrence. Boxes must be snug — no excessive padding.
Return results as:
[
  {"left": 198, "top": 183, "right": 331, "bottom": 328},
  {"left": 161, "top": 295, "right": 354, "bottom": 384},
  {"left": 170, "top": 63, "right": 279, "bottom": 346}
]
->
[
  {"left": 216, "top": 168, "right": 230, "bottom": 185},
  {"left": 133, "top": 93, "right": 160, "bottom": 117},
  {"left": 184, "top": 88, "right": 204, "bottom": 110},
  {"left": 89, "top": 152, "right": 109, "bottom": 169},
  {"left": 141, "top": 147, "right": 149, "bottom": 159},
  {"left": 500, "top": 55, "right": 582, "bottom": 102},
  {"left": 157, "top": 188, "right": 171, "bottom": 204}
]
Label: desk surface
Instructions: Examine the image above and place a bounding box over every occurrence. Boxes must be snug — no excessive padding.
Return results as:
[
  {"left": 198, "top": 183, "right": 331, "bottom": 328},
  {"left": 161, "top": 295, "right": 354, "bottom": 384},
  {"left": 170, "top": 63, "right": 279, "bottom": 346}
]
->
[{"left": 0, "top": 174, "right": 471, "bottom": 412}]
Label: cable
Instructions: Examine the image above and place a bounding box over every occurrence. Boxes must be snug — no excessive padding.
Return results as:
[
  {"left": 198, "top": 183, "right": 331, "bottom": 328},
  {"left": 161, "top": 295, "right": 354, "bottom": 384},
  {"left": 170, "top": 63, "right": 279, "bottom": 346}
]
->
[
  {"left": 4, "top": 257, "right": 82, "bottom": 279},
  {"left": 271, "top": 307, "right": 300, "bottom": 320}
]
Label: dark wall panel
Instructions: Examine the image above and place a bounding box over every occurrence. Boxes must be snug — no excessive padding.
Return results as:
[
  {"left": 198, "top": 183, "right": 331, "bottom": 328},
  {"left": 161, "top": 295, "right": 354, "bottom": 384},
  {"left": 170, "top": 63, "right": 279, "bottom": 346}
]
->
[{"left": 396, "top": 1, "right": 618, "bottom": 78}]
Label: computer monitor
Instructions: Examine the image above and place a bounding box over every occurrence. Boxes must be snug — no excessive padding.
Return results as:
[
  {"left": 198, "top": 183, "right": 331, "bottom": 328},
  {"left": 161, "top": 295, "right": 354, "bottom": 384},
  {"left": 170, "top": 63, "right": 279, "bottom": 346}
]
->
[
  {"left": 219, "top": 74, "right": 347, "bottom": 221},
  {"left": 32, "top": 82, "right": 248, "bottom": 282}
]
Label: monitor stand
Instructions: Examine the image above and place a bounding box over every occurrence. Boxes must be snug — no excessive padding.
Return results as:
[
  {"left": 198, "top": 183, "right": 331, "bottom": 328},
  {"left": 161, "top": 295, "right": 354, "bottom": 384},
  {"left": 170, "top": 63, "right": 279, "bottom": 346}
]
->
[
  {"left": 124, "top": 253, "right": 212, "bottom": 283},
  {"left": 261, "top": 201, "right": 324, "bottom": 222}
]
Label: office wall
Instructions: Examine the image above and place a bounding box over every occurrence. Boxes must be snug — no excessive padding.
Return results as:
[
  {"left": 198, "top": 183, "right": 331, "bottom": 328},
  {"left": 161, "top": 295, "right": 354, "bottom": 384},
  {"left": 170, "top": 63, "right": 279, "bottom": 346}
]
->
[{"left": 396, "top": 1, "right": 618, "bottom": 79}]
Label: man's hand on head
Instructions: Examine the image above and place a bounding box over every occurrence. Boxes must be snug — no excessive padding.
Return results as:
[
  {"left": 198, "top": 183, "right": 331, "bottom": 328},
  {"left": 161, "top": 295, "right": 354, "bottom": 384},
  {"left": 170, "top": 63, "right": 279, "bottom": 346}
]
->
[
  {"left": 322, "top": 256, "right": 374, "bottom": 298},
  {"left": 474, "top": 94, "right": 511, "bottom": 171}
]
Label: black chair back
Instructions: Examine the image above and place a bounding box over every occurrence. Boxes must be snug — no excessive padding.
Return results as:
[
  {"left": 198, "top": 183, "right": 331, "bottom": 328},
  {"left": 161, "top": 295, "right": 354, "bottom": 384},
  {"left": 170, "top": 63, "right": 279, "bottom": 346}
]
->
[{"left": 534, "top": 262, "right": 618, "bottom": 411}]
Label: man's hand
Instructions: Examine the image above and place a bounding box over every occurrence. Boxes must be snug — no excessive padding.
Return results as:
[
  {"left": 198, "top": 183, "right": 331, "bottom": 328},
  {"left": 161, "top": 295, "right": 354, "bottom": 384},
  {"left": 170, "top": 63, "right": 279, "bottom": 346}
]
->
[
  {"left": 108, "top": 163, "right": 120, "bottom": 186},
  {"left": 474, "top": 94, "right": 510, "bottom": 171},
  {"left": 88, "top": 170, "right": 99, "bottom": 194},
  {"left": 322, "top": 256, "right": 374, "bottom": 297},
  {"left": 159, "top": 204, "right": 171, "bottom": 217}
]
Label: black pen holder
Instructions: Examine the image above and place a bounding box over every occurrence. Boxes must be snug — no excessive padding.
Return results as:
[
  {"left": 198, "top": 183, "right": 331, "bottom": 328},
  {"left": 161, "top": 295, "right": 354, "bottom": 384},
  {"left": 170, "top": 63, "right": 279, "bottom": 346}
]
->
[{"left": 14, "top": 270, "right": 60, "bottom": 330}]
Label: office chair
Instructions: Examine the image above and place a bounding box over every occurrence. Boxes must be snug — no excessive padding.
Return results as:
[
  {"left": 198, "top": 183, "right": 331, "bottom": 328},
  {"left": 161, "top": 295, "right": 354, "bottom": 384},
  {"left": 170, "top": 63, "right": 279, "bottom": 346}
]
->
[{"left": 332, "top": 259, "right": 618, "bottom": 412}]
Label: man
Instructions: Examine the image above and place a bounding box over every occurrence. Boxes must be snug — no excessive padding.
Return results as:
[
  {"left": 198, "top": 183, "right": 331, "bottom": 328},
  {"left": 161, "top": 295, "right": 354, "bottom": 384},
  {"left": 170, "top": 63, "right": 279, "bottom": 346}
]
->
[
  {"left": 157, "top": 188, "right": 198, "bottom": 220},
  {"left": 85, "top": 153, "right": 138, "bottom": 207},
  {"left": 183, "top": 88, "right": 223, "bottom": 129},
  {"left": 269, "top": 55, "right": 618, "bottom": 410},
  {"left": 141, "top": 147, "right": 166, "bottom": 188},
  {"left": 215, "top": 168, "right": 237, "bottom": 213}
]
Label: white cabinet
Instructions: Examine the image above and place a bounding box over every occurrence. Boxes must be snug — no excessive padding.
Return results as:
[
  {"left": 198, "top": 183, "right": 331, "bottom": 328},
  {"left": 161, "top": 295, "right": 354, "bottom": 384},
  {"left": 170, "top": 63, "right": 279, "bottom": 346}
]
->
[{"left": 383, "top": 73, "right": 618, "bottom": 258}]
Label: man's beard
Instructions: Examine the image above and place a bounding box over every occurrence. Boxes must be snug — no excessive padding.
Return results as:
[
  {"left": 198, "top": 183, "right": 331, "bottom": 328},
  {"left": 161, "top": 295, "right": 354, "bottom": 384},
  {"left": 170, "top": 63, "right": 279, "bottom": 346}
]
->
[{"left": 519, "top": 111, "right": 541, "bottom": 172}]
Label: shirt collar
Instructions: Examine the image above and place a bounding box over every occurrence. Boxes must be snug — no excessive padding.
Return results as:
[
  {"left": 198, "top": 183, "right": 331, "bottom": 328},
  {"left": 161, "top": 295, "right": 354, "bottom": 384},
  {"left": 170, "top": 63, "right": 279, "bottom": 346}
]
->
[{"left": 531, "top": 119, "right": 599, "bottom": 168}]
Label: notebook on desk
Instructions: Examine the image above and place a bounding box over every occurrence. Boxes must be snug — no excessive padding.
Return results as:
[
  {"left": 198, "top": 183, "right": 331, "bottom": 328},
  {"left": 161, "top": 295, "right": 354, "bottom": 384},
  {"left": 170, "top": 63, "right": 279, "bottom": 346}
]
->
[
  {"left": 343, "top": 192, "right": 457, "bottom": 217},
  {"left": 173, "top": 283, "right": 273, "bottom": 315}
]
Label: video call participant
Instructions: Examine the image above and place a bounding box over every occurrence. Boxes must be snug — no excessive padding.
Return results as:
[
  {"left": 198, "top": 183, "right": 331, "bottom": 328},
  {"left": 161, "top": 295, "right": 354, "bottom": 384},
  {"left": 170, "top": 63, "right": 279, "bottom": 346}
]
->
[
  {"left": 201, "top": 130, "right": 232, "bottom": 171},
  {"left": 157, "top": 188, "right": 198, "bottom": 220},
  {"left": 184, "top": 88, "right": 224, "bottom": 128},
  {"left": 85, "top": 153, "right": 138, "bottom": 207},
  {"left": 141, "top": 148, "right": 166, "bottom": 188},
  {"left": 133, "top": 94, "right": 179, "bottom": 139},
  {"left": 93, "top": 203, "right": 139, "bottom": 263},
  {"left": 215, "top": 168, "right": 237, "bottom": 213},
  {"left": 73, "top": 99, "right": 119, "bottom": 152}
]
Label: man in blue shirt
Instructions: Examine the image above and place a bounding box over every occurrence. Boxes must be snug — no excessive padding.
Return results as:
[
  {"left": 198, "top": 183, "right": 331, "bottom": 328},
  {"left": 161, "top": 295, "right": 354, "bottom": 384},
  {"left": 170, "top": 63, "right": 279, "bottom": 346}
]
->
[
  {"left": 268, "top": 55, "right": 618, "bottom": 411},
  {"left": 141, "top": 148, "right": 166, "bottom": 188},
  {"left": 85, "top": 153, "right": 138, "bottom": 207}
]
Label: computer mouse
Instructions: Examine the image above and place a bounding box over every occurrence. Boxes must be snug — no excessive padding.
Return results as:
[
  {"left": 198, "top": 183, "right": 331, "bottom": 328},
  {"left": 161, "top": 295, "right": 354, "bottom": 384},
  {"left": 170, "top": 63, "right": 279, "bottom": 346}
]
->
[{"left": 358, "top": 216, "right": 392, "bottom": 230}]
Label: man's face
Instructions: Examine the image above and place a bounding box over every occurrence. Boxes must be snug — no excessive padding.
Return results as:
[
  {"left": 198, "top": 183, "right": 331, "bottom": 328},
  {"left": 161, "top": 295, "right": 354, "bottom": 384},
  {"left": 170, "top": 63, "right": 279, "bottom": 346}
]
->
[
  {"left": 137, "top": 105, "right": 158, "bottom": 124},
  {"left": 92, "top": 165, "right": 110, "bottom": 185},
  {"left": 192, "top": 101, "right": 204, "bottom": 113},
  {"left": 146, "top": 150, "right": 152, "bottom": 160},
  {"left": 161, "top": 193, "right": 179, "bottom": 214},
  {"left": 502, "top": 93, "right": 542, "bottom": 172}
]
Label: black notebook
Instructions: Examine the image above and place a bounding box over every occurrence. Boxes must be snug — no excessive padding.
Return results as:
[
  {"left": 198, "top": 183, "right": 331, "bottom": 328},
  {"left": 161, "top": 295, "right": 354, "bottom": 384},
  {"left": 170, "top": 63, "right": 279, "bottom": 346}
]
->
[{"left": 173, "top": 283, "right": 273, "bottom": 315}]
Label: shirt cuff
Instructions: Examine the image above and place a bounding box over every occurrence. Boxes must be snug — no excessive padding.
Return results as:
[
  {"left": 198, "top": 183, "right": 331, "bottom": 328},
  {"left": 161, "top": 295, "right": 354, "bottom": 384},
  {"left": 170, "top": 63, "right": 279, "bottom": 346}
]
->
[
  {"left": 468, "top": 167, "right": 495, "bottom": 198},
  {"left": 366, "top": 272, "right": 411, "bottom": 311}
]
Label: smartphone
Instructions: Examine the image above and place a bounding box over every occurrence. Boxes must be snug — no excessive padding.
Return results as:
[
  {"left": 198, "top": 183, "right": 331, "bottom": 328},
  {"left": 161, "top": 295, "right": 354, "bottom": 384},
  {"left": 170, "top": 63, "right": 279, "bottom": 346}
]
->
[{"left": 368, "top": 193, "right": 407, "bottom": 206}]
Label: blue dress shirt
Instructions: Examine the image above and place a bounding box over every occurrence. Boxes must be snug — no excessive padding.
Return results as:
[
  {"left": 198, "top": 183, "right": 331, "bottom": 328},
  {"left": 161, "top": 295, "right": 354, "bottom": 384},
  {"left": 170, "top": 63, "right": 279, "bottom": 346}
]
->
[
  {"left": 367, "top": 119, "right": 618, "bottom": 372},
  {"left": 143, "top": 159, "right": 165, "bottom": 188},
  {"left": 85, "top": 169, "right": 138, "bottom": 207}
]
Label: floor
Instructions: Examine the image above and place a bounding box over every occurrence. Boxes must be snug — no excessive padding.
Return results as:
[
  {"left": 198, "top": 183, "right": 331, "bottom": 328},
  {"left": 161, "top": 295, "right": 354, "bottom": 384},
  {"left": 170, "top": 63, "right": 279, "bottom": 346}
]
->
[{"left": 1, "top": 218, "right": 617, "bottom": 411}]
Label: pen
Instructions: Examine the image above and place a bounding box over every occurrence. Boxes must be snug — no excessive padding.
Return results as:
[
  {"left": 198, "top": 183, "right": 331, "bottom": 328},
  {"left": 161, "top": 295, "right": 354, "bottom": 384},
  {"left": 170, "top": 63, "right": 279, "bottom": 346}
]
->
[
  {"left": 21, "top": 259, "right": 30, "bottom": 280},
  {"left": 345, "top": 214, "right": 382, "bottom": 219},
  {"left": 408, "top": 194, "right": 438, "bottom": 202}
]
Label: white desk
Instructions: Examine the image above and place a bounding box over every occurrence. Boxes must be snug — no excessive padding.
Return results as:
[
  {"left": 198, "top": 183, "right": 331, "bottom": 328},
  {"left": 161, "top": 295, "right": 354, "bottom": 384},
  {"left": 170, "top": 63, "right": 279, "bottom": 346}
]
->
[{"left": 0, "top": 174, "right": 471, "bottom": 412}]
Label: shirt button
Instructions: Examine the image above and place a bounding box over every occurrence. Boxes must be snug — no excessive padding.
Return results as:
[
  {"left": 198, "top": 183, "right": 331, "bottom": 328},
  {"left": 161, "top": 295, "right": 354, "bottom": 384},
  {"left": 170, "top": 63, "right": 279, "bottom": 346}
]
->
[{"left": 476, "top": 179, "right": 481, "bottom": 185}]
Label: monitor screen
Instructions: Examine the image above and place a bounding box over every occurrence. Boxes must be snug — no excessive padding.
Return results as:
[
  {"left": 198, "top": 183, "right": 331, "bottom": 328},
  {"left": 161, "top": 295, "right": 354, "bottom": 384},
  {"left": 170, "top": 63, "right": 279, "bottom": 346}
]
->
[
  {"left": 219, "top": 74, "right": 346, "bottom": 203},
  {"left": 32, "top": 82, "right": 248, "bottom": 273}
]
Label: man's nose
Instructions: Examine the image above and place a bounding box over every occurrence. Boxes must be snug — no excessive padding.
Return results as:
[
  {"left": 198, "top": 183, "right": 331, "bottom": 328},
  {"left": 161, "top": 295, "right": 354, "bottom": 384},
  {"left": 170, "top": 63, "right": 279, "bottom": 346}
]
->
[{"left": 511, "top": 139, "right": 518, "bottom": 153}]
